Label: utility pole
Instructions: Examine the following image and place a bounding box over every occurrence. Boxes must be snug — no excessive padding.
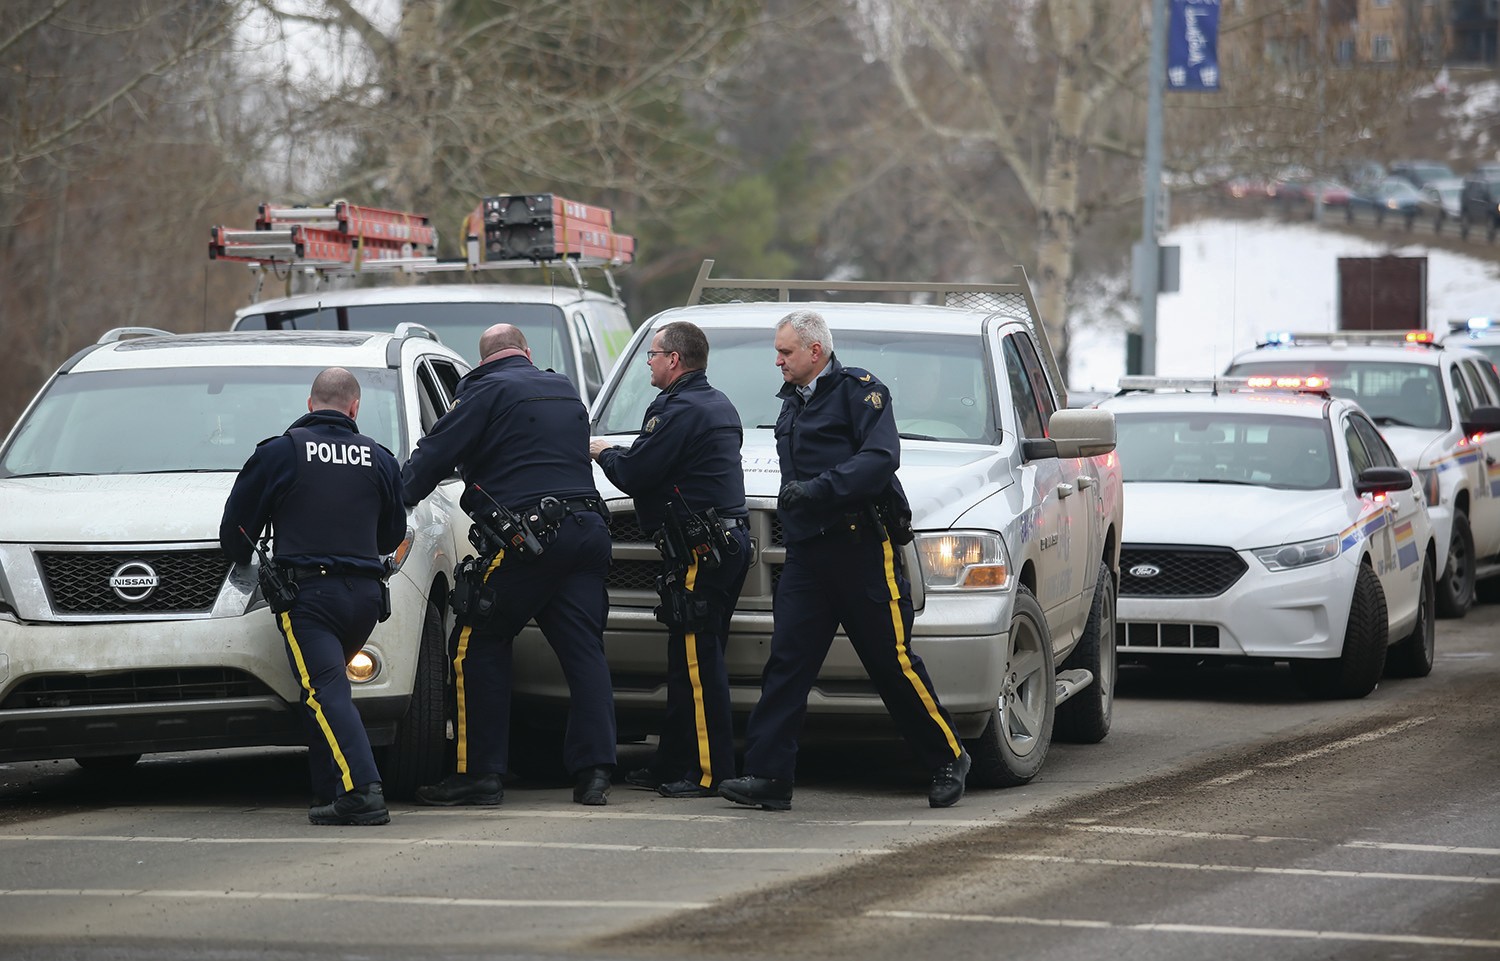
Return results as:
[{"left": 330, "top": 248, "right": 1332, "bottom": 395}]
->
[
  {"left": 1314, "top": 0, "right": 1328, "bottom": 225},
  {"left": 1136, "top": 0, "right": 1168, "bottom": 375}
]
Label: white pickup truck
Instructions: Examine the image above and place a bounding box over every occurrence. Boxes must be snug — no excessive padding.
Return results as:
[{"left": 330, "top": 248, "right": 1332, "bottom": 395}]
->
[{"left": 513, "top": 263, "right": 1123, "bottom": 787}]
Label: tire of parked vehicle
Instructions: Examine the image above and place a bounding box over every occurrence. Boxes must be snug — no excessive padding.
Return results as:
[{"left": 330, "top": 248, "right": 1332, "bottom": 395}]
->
[
  {"left": 378, "top": 595, "right": 449, "bottom": 800},
  {"left": 1386, "top": 555, "right": 1436, "bottom": 678},
  {"left": 73, "top": 754, "right": 142, "bottom": 772},
  {"left": 1055, "top": 561, "right": 1115, "bottom": 744},
  {"left": 965, "top": 585, "right": 1055, "bottom": 788},
  {"left": 1436, "top": 510, "right": 1476, "bottom": 618},
  {"left": 1291, "top": 563, "right": 1388, "bottom": 699}
]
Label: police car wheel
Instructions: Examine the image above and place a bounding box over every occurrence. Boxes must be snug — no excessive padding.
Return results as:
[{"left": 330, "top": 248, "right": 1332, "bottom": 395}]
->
[
  {"left": 1386, "top": 555, "right": 1436, "bottom": 679},
  {"left": 73, "top": 754, "right": 142, "bottom": 773},
  {"left": 1291, "top": 563, "right": 1388, "bottom": 700},
  {"left": 1056, "top": 560, "right": 1116, "bottom": 745},
  {"left": 377, "top": 596, "right": 449, "bottom": 800},
  {"left": 965, "top": 585, "right": 1056, "bottom": 788},
  {"left": 1435, "top": 511, "right": 1475, "bottom": 619}
]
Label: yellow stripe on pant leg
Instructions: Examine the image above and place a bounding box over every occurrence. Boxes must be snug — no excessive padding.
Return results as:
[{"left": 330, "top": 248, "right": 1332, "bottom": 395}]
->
[
  {"left": 280, "top": 610, "right": 354, "bottom": 793},
  {"left": 880, "top": 536, "right": 961, "bottom": 757},
  {"left": 455, "top": 550, "right": 506, "bottom": 775},
  {"left": 682, "top": 556, "right": 713, "bottom": 787}
]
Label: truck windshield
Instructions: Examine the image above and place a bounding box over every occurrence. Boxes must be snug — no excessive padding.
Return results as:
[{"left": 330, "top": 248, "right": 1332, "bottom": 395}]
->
[
  {"left": 1225, "top": 358, "right": 1450, "bottom": 430},
  {"left": 595, "top": 326, "right": 994, "bottom": 442},
  {"left": 0, "top": 367, "right": 403, "bottom": 478},
  {"left": 1114, "top": 411, "right": 1337, "bottom": 490},
  {"left": 237, "top": 302, "right": 575, "bottom": 384}
]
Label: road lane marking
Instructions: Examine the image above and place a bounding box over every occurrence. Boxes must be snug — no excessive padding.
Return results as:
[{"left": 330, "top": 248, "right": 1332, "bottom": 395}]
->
[
  {"left": 0, "top": 888, "right": 708, "bottom": 910},
  {"left": 1044, "top": 823, "right": 1500, "bottom": 857},
  {"left": 865, "top": 910, "right": 1500, "bottom": 950},
  {"left": 987, "top": 852, "right": 1500, "bottom": 885},
  {"left": 1344, "top": 841, "right": 1500, "bottom": 856},
  {"left": 1201, "top": 717, "right": 1436, "bottom": 787},
  {"left": 0, "top": 835, "right": 891, "bottom": 855}
]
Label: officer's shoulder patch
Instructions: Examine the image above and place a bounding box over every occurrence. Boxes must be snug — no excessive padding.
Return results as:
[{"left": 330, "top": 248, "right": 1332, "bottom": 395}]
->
[
  {"left": 863, "top": 390, "right": 885, "bottom": 410},
  {"left": 840, "top": 365, "right": 874, "bottom": 381},
  {"left": 644, "top": 415, "right": 660, "bottom": 433}
]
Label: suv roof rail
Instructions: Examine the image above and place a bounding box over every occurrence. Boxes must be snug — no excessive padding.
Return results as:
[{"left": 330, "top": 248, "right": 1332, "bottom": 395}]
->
[
  {"left": 394, "top": 322, "right": 439, "bottom": 343},
  {"left": 98, "top": 327, "right": 173, "bottom": 344}
]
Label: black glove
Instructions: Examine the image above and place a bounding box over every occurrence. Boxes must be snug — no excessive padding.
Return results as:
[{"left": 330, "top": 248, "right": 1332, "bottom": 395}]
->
[{"left": 778, "top": 480, "right": 810, "bottom": 507}]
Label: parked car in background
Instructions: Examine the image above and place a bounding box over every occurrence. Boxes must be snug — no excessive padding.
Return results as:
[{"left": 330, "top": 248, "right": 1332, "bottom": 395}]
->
[
  {"left": 1346, "top": 178, "right": 1422, "bottom": 228},
  {"left": 1280, "top": 179, "right": 1353, "bottom": 216},
  {"left": 1458, "top": 176, "right": 1500, "bottom": 241},
  {"left": 1421, "top": 177, "right": 1464, "bottom": 233},
  {"left": 1341, "top": 160, "right": 1385, "bottom": 191},
  {"left": 1102, "top": 377, "right": 1435, "bottom": 699},
  {"left": 1442, "top": 317, "right": 1500, "bottom": 367},
  {"left": 1389, "top": 160, "right": 1458, "bottom": 190}
]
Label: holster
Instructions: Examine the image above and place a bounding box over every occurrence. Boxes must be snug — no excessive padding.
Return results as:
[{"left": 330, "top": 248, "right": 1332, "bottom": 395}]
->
[
  {"left": 260, "top": 563, "right": 299, "bottom": 614},
  {"left": 653, "top": 564, "right": 717, "bottom": 632},
  {"left": 449, "top": 555, "right": 497, "bottom": 623}
]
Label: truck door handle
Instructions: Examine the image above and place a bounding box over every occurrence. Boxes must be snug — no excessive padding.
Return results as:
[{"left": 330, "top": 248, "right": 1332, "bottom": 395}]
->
[
  {"left": 1058, "top": 483, "right": 1075, "bottom": 498},
  {"left": 1076, "top": 475, "right": 1095, "bottom": 490}
]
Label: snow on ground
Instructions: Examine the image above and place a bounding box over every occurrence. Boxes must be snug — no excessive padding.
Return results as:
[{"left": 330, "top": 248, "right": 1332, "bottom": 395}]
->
[{"left": 1068, "top": 216, "right": 1500, "bottom": 391}]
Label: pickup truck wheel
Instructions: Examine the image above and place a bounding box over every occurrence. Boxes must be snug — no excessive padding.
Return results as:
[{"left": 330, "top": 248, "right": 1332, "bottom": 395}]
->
[
  {"left": 1055, "top": 561, "right": 1115, "bottom": 744},
  {"left": 74, "top": 754, "right": 142, "bottom": 772},
  {"left": 377, "top": 596, "right": 449, "bottom": 800},
  {"left": 1435, "top": 511, "right": 1475, "bottom": 618},
  {"left": 1291, "top": 563, "right": 1387, "bottom": 699},
  {"left": 965, "top": 585, "right": 1055, "bottom": 788},
  {"left": 1386, "top": 555, "right": 1436, "bottom": 678}
]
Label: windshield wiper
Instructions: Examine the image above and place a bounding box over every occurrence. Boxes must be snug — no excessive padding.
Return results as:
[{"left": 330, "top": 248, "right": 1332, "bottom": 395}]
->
[
  {"left": 4, "top": 471, "right": 89, "bottom": 478},
  {"left": 898, "top": 432, "right": 941, "bottom": 441},
  {"left": 1189, "top": 478, "right": 1256, "bottom": 486}
]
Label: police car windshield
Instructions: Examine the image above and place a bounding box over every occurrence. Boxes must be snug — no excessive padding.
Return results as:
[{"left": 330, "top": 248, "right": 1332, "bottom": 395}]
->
[
  {"left": 0, "top": 367, "right": 403, "bottom": 478},
  {"left": 1225, "top": 358, "right": 1451, "bottom": 431},
  {"left": 595, "top": 326, "right": 995, "bottom": 443},
  {"left": 1114, "top": 411, "right": 1338, "bottom": 490},
  {"left": 237, "top": 302, "right": 575, "bottom": 382}
]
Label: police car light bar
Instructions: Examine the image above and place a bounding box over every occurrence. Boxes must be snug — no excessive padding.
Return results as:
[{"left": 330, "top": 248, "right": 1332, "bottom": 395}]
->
[
  {"left": 1259, "top": 330, "right": 1439, "bottom": 348},
  {"left": 1450, "top": 317, "right": 1496, "bottom": 333},
  {"left": 1118, "top": 375, "right": 1330, "bottom": 394}
]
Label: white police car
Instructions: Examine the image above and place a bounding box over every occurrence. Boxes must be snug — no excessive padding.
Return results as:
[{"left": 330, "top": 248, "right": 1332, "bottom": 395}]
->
[
  {"left": 1226, "top": 331, "right": 1500, "bottom": 618},
  {"left": 0, "top": 328, "right": 471, "bottom": 795},
  {"left": 1101, "top": 378, "right": 1436, "bottom": 698},
  {"left": 1443, "top": 317, "right": 1500, "bottom": 369}
]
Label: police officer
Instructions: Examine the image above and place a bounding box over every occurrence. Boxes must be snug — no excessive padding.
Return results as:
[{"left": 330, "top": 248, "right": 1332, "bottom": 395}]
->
[
  {"left": 717, "top": 310, "right": 972, "bottom": 810},
  {"left": 219, "top": 367, "right": 405, "bottom": 826},
  {"left": 402, "top": 323, "right": 616, "bottom": 806},
  {"left": 589, "top": 321, "right": 750, "bottom": 798}
]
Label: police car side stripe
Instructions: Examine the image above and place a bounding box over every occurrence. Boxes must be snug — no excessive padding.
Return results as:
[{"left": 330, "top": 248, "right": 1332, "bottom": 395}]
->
[
  {"left": 279, "top": 611, "right": 354, "bottom": 793},
  {"left": 682, "top": 556, "right": 713, "bottom": 787},
  {"left": 879, "top": 535, "right": 961, "bottom": 757}
]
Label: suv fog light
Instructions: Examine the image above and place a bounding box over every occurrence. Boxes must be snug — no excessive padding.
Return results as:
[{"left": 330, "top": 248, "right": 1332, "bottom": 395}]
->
[{"left": 347, "top": 648, "right": 381, "bottom": 683}]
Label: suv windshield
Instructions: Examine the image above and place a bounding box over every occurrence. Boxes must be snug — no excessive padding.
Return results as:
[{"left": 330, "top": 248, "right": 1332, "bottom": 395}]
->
[
  {"left": 595, "top": 326, "right": 994, "bottom": 442},
  {"left": 237, "top": 302, "right": 573, "bottom": 379},
  {"left": 0, "top": 366, "right": 402, "bottom": 477},
  {"left": 1226, "top": 358, "right": 1450, "bottom": 430},
  {"left": 1116, "top": 412, "right": 1337, "bottom": 490}
]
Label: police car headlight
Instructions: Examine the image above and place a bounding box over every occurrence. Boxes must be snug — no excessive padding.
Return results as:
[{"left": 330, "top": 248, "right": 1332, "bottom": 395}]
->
[
  {"left": 347, "top": 647, "right": 381, "bottom": 684},
  {"left": 1416, "top": 468, "right": 1441, "bottom": 508},
  {"left": 915, "top": 531, "right": 1011, "bottom": 590},
  {"left": 387, "top": 527, "right": 415, "bottom": 572},
  {"left": 1252, "top": 535, "right": 1341, "bottom": 572}
]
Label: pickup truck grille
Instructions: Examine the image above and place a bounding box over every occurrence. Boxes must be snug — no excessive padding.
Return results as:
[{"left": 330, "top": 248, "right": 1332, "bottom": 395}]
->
[
  {"left": 1, "top": 668, "right": 274, "bottom": 709},
  {"left": 37, "top": 549, "right": 231, "bottom": 614},
  {"left": 606, "top": 507, "right": 781, "bottom": 609},
  {"left": 1119, "top": 545, "right": 1247, "bottom": 597}
]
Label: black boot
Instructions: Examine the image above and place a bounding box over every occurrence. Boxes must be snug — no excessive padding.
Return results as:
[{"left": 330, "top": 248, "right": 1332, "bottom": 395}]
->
[
  {"left": 415, "top": 772, "right": 504, "bottom": 807},
  {"left": 573, "top": 766, "right": 613, "bottom": 806},
  {"left": 718, "top": 775, "right": 793, "bottom": 811},
  {"left": 928, "top": 752, "right": 972, "bottom": 808},
  {"left": 309, "top": 782, "right": 390, "bottom": 826}
]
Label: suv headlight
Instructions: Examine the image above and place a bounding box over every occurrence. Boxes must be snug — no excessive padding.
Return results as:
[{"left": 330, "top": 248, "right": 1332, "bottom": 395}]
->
[
  {"left": 915, "top": 530, "right": 1012, "bottom": 590},
  {"left": 1253, "top": 535, "right": 1341, "bottom": 571}
]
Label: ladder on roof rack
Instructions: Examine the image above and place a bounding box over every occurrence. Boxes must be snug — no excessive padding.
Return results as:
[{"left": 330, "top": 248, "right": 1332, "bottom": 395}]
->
[{"left": 685, "top": 259, "right": 1067, "bottom": 408}]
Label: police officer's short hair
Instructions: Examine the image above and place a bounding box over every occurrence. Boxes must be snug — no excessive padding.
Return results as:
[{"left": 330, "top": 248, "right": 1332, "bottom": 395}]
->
[
  {"left": 310, "top": 367, "right": 361, "bottom": 408},
  {"left": 478, "top": 324, "right": 529, "bottom": 360},
  {"left": 777, "top": 309, "right": 834, "bottom": 353},
  {"left": 657, "top": 321, "right": 709, "bottom": 370}
]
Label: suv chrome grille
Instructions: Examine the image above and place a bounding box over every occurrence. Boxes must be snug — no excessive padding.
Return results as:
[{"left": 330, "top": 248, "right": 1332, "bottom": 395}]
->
[
  {"left": 1120, "top": 545, "right": 1247, "bottom": 597},
  {"left": 37, "top": 549, "right": 231, "bottom": 614},
  {"left": 1, "top": 668, "right": 275, "bottom": 709}
]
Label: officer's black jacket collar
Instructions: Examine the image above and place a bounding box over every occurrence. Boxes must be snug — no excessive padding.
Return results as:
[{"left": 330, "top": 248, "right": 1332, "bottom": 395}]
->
[
  {"left": 777, "top": 353, "right": 842, "bottom": 401},
  {"left": 461, "top": 353, "right": 534, "bottom": 385},
  {"left": 664, "top": 368, "right": 709, "bottom": 395},
  {"left": 288, "top": 409, "right": 360, "bottom": 433}
]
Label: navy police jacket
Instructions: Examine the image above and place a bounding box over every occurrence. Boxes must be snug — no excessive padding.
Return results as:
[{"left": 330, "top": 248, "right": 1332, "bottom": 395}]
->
[
  {"left": 596, "top": 369, "right": 747, "bottom": 534},
  {"left": 775, "top": 354, "right": 908, "bottom": 544},
  {"left": 401, "top": 354, "right": 599, "bottom": 514},
  {"left": 219, "top": 409, "right": 405, "bottom": 574}
]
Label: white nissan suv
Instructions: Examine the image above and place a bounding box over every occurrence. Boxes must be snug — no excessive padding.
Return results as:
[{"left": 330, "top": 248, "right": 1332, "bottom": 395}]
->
[{"left": 0, "top": 327, "right": 470, "bottom": 797}]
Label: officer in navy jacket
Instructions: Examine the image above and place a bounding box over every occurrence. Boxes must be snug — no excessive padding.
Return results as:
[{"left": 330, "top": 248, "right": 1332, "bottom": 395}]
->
[
  {"left": 220, "top": 367, "right": 405, "bottom": 826},
  {"left": 590, "top": 321, "right": 750, "bottom": 799},
  {"left": 718, "top": 309, "right": 972, "bottom": 812},
  {"left": 402, "top": 323, "right": 616, "bottom": 807}
]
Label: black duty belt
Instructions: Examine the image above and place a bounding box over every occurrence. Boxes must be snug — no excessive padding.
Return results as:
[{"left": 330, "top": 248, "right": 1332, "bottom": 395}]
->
[
  {"left": 720, "top": 516, "right": 749, "bottom": 530},
  {"left": 282, "top": 564, "right": 381, "bottom": 582}
]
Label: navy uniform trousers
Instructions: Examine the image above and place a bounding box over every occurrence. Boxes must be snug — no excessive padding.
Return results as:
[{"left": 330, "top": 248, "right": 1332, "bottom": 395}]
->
[
  {"left": 654, "top": 525, "right": 751, "bottom": 789},
  {"left": 273, "top": 574, "right": 384, "bottom": 801},
  {"left": 742, "top": 525, "right": 963, "bottom": 782},
  {"left": 453, "top": 511, "right": 616, "bottom": 777}
]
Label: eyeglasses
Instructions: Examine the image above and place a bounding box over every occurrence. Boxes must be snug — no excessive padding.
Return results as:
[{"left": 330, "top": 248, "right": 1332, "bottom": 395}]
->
[{"left": 646, "top": 349, "right": 674, "bottom": 360}]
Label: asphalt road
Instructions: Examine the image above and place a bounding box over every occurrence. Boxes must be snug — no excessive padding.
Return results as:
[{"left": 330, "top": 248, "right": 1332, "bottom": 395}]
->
[{"left": 0, "top": 606, "right": 1495, "bottom": 961}]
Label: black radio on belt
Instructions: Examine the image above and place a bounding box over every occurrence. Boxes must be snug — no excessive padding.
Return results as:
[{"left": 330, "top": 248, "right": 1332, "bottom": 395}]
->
[
  {"left": 239, "top": 526, "right": 298, "bottom": 614},
  {"left": 467, "top": 484, "right": 547, "bottom": 558}
]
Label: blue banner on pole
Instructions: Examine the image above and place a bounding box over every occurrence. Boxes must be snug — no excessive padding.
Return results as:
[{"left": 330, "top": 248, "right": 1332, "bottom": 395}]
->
[{"left": 1166, "top": 0, "right": 1220, "bottom": 92}]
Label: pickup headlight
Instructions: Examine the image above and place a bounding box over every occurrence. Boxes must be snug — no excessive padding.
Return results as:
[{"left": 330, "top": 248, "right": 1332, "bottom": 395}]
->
[
  {"left": 915, "top": 530, "right": 1011, "bottom": 590},
  {"left": 1253, "top": 535, "right": 1341, "bottom": 571}
]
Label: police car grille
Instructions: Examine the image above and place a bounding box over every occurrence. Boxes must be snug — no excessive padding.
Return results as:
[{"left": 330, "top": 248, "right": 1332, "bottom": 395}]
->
[
  {"left": 0, "top": 668, "right": 275, "bottom": 709},
  {"left": 1116, "top": 622, "right": 1222, "bottom": 649},
  {"left": 38, "top": 550, "right": 231, "bottom": 614},
  {"left": 1119, "top": 545, "right": 1247, "bottom": 597}
]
